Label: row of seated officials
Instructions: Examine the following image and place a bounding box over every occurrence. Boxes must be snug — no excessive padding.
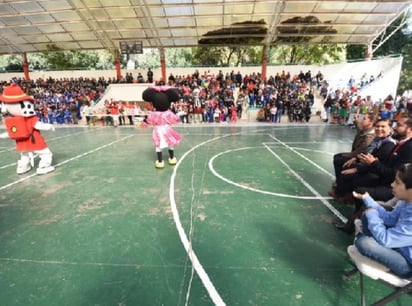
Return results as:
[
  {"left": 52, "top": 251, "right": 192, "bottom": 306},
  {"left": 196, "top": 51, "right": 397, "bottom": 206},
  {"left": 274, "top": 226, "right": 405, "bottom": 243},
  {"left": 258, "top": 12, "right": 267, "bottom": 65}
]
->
[{"left": 328, "top": 111, "right": 412, "bottom": 279}]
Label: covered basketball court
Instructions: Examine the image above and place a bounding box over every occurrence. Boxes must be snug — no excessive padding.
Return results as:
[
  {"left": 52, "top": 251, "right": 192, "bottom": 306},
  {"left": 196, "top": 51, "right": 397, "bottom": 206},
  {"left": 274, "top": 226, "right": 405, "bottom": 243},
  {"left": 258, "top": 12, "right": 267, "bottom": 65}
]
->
[
  {"left": 1, "top": 1, "right": 412, "bottom": 306},
  {"left": 0, "top": 123, "right": 411, "bottom": 305}
]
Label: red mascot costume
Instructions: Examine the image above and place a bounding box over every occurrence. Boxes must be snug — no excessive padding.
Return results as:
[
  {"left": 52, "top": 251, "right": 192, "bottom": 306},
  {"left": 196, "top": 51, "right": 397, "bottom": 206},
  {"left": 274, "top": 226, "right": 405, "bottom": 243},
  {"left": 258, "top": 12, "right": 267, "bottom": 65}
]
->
[{"left": 0, "top": 83, "right": 55, "bottom": 175}]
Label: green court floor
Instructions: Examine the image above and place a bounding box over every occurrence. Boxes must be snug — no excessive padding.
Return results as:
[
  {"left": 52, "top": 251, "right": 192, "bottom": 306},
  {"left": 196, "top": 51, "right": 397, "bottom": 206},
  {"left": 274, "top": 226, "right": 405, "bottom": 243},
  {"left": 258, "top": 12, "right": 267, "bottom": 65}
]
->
[{"left": 0, "top": 123, "right": 411, "bottom": 305}]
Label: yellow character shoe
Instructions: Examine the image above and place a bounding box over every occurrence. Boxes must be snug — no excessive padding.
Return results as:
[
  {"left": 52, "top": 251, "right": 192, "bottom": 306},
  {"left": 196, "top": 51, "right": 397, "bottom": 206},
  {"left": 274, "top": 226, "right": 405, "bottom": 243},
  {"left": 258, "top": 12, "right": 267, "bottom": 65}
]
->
[
  {"left": 168, "top": 157, "right": 177, "bottom": 165},
  {"left": 155, "top": 160, "right": 165, "bottom": 168}
]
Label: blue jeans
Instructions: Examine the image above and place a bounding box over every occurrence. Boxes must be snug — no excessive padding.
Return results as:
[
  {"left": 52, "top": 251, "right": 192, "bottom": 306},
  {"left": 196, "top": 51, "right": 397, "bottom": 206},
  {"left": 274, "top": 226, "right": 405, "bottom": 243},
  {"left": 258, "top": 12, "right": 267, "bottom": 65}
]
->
[
  {"left": 354, "top": 216, "right": 412, "bottom": 278},
  {"left": 276, "top": 109, "right": 283, "bottom": 123}
]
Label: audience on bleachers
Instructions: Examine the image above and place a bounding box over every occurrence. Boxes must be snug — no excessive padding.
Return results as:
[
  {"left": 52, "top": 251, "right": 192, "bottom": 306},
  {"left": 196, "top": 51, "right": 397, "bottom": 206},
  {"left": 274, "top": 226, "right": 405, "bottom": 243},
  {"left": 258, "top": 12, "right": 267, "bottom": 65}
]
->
[
  {"left": 0, "top": 68, "right": 319, "bottom": 125},
  {"left": 1, "top": 68, "right": 410, "bottom": 126}
]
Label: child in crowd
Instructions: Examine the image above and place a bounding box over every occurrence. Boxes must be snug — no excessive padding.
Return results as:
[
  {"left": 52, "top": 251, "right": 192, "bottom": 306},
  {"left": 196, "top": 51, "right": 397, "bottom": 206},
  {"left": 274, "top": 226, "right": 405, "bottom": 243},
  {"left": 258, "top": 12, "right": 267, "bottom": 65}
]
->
[{"left": 353, "top": 163, "right": 412, "bottom": 278}]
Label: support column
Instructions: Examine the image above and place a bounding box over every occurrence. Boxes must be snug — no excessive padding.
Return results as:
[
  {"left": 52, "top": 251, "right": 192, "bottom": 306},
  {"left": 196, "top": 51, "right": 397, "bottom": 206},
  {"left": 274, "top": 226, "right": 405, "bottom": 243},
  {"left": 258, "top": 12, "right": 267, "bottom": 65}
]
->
[
  {"left": 114, "top": 49, "right": 122, "bottom": 80},
  {"left": 261, "top": 45, "right": 268, "bottom": 84},
  {"left": 365, "top": 43, "right": 373, "bottom": 60},
  {"left": 159, "top": 48, "right": 166, "bottom": 85},
  {"left": 22, "top": 53, "right": 30, "bottom": 80}
]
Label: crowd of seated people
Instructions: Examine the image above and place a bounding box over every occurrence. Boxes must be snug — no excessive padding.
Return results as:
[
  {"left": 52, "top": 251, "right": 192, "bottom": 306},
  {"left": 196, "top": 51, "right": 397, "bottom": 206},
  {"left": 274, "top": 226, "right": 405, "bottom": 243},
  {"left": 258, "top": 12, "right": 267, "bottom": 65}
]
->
[
  {"left": 321, "top": 71, "right": 412, "bottom": 126},
  {"left": 2, "top": 68, "right": 409, "bottom": 127},
  {"left": 154, "top": 68, "right": 319, "bottom": 124},
  {"left": 0, "top": 69, "right": 319, "bottom": 125},
  {"left": 0, "top": 76, "right": 111, "bottom": 125}
]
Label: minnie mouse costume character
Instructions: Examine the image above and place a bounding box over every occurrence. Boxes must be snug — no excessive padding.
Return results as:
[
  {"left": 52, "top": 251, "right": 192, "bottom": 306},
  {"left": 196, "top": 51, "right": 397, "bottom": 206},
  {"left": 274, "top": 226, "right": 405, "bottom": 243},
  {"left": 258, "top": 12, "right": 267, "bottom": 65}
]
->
[
  {"left": 142, "top": 86, "right": 181, "bottom": 169},
  {"left": 0, "top": 83, "right": 55, "bottom": 175}
]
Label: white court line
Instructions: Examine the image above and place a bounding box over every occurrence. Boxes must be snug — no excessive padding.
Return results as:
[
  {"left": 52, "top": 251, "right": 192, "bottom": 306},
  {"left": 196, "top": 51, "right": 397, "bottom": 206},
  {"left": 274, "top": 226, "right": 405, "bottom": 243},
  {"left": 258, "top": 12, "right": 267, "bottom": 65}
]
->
[
  {"left": 208, "top": 146, "right": 332, "bottom": 200},
  {"left": 0, "top": 257, "right": 178, "bottom": 268},
  {"left": 170, "top": 135, "right": 231, "bottom": 306},
  {"left": 265, "top": 137, "right": 347, "bottom": 223},
  {"left": 0, "top": 128, "right": 106, "bottom": 169},
  {"left": 169, "top": 128, "right": 349, "bottom": 305},
  {"left": 0, "top": 161, "right": 17, "bottom": 169},
  {"left": 290, "top": 147, "right": 335, "bottom": 155},
  {"left": 0, "top": 128, "right": 101, "bottom": 154},
  {"left": 268, "top": 135, "right": 335, "bottom": 179},
  {"left": 0, "top": 135, "right": 134, "bottom": 192}
]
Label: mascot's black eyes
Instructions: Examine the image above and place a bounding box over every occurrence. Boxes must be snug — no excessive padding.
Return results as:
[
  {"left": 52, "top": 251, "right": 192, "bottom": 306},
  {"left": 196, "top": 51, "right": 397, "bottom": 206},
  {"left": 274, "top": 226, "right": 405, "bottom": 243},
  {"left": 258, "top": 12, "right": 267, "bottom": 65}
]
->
[
  {"left": 20, "top": 101, "right": 35, "bottom": 116},
  {"left": 20, "top": 102, "right": 32, "bottom": 109}
]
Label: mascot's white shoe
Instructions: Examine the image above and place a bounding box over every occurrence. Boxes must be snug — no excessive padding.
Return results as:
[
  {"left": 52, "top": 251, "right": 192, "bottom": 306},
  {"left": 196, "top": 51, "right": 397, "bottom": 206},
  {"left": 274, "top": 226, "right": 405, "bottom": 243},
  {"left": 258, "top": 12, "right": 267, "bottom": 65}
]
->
[
  {"left": 168, "top": 157, "right": 177, "bottom": 165},
  {"left": 155, "top": 160, "right": 165, "bottom": 169},
  {"left": 16, "top": 160, "right": 32, "bottom": 175},
  {"left": 36, "top": 165, "right": 55, "bottom": 175}
]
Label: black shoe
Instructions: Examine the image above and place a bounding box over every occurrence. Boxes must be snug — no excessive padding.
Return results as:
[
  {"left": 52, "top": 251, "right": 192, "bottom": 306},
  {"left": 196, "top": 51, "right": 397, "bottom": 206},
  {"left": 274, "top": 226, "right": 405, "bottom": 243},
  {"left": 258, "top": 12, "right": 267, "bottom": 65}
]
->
[{"left": 335, "top": 222, "right": 354, "bottom": 234}]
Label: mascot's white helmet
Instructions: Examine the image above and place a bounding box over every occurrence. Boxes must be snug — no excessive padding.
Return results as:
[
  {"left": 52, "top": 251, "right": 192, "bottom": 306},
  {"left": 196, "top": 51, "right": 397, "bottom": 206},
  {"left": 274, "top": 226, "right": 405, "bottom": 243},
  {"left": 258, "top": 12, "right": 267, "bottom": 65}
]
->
[{"left": 0, "top": 83, "right": 36, "bottom": 117}]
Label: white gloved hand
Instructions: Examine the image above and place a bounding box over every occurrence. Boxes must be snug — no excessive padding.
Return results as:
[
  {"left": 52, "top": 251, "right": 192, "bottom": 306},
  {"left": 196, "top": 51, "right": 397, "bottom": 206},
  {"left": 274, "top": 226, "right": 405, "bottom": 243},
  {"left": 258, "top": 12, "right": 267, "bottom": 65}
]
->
[{"left": 35, "top": 121, "right": 55, "bottom": 131}]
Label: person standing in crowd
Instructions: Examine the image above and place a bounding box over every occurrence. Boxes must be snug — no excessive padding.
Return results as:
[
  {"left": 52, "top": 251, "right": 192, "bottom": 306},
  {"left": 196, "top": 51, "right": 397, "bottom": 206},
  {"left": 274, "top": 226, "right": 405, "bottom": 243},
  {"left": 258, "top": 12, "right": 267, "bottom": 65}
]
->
[
  {"left": 82, "top": 101, "right": 95, "bottom": 126},
  {"left": 231, "top": 104, "right": 238, "bottom": 123},
  {"left": 109, "top": 99, "right": 119, "bottom": 127},
  {"left": 126, "top": 102, "right": 134, "bottom": 125},
  {"left": 69, "top": 101, "right": 78, "bottom": 124},
  {"left": 147, "top": 68, "right": 154, "bottom": 83},
  {"left": 118, "top": 102, "right": 125, "bottom": 126}
]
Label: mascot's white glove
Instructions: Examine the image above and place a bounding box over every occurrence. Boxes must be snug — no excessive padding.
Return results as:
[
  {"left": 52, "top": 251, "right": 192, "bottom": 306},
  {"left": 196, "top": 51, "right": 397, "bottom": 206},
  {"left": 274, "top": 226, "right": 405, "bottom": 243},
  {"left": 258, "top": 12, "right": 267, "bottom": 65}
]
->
[
  {"left": 0, "top": 132, "right": 9, "bottom": 139},
  {"left": 35, "top": 121, "right": 55, "bottom": 132}
]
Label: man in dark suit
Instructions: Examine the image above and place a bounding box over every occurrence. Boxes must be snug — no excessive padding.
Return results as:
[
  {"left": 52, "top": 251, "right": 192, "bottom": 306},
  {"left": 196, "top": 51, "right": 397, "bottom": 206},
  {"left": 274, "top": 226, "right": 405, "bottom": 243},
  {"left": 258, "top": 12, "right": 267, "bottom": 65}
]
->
[
  {"left": 330, "top": 112, "right": 376, "bottom": 192},
  {"left": 358, "top": 116, "right": 412, "bottom": 200},
  {"left": 336, "top": 116, "right": 412, "bottom": 233}
]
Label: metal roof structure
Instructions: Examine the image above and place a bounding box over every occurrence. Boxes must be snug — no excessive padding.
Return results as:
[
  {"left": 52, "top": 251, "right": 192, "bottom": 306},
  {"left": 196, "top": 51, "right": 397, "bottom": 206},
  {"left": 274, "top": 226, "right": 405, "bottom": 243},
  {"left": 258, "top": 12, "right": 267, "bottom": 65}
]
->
[{"left": 0, "top": 0, "right": 410, "bottom": 55}]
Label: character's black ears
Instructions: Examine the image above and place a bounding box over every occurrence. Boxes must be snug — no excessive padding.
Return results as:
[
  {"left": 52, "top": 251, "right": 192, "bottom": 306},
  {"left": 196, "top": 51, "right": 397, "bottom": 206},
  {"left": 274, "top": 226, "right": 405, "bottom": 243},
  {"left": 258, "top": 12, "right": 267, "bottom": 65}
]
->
[{"left": 142, "top": 87, "right": 179, "bottom": 111}]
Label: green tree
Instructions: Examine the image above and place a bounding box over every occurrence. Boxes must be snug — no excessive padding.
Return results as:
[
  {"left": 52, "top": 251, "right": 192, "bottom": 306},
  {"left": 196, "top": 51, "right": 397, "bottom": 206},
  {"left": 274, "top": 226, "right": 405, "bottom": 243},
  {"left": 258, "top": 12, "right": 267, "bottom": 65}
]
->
[
  {"left": 191, "top": 47, "right": 227, "bottom": 66},
  {"left": 346, "top": 45, "right": 366, "bottom": 61},
  {"left": 95, "top": 50, "right": 114, "bottom": 69},
  {"left": 374, "top": 15, "right": 412, "bottom": 94},
  {"left": 136, "top": 49, "right": 160, "bottom": 69},
  {"left": 0, "top": 55, "right": 23, "bottom": 72},
  {"left": 190, "top": 46, "right": 264, "bottom": 67},
  {"left": 397, "top": 41, "right": 412, "bottom": 94},
  {"left": 270, "top": 44, "right": 346, "bottom": 65},
  {"left": 41, "top": 45, "right": 100, "bottom": 69},
  {"left": 190, "top": 44, "right": 345, "bottom": 67},
  {"left": 27, "top": 53, "right": 49, "bottom": 70},
  {"left": 165, "top": 48, "right": 192, "bottom": 67},
  {"left": 347, "top": 13, "right": 412, "bottom": 94}
]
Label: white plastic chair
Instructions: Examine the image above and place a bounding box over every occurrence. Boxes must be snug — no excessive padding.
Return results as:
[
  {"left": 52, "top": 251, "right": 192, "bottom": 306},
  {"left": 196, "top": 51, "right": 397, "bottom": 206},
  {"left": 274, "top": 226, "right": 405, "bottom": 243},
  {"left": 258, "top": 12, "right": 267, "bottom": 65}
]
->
[{"left": 347, "top": 245, "right": 412, "bottom": 305}]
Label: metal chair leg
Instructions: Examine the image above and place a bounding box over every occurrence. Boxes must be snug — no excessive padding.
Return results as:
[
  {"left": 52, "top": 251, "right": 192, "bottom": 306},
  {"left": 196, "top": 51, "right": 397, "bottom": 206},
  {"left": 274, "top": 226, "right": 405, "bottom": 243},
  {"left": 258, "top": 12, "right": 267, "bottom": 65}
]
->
[
  {"left": 360, "top": 272, "right": 366, "bottom": 306},
  {"left": 372, "top": 282, "right": 412, "bottom": 306}
]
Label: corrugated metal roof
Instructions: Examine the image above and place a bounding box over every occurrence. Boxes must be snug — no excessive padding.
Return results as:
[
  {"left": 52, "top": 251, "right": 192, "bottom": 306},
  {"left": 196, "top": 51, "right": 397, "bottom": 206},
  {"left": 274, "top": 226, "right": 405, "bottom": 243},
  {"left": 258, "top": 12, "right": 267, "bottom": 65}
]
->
[{"left": 0, "top": 0, "right": 410, "bottom": 54}]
